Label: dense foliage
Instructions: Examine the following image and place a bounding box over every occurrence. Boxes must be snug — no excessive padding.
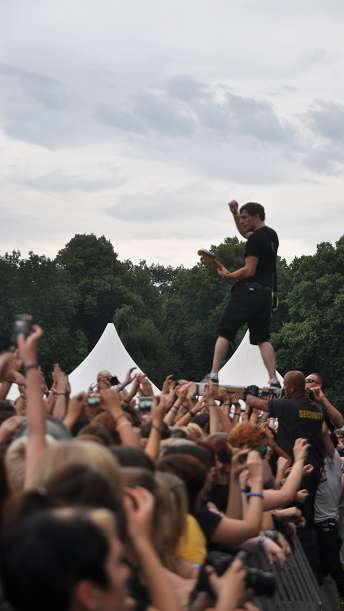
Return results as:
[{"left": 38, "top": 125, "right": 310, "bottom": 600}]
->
[{"left": 1, "top": 233, "right": 343, "bottom": 407}]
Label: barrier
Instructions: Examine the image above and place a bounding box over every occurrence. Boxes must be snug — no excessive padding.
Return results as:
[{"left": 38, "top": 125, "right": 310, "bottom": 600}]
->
[{"left": 252, "top": 537, "right": 324, "bottom": 611}]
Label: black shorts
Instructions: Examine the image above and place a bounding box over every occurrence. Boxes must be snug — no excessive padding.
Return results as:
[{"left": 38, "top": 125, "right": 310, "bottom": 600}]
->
[{"left": 217, "top": 283, "right": 272, "bottom": 345}]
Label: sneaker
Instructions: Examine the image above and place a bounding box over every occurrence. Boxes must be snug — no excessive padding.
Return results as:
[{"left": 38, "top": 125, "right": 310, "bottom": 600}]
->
[
  {"left": 200, "top": 372, "right": 219, "bottom": 384},
  {"left": 268, "top": 377, "right": 282, "bottom": 396}
]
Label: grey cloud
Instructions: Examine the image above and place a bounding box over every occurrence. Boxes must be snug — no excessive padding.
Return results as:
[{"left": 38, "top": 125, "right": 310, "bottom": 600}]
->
[
  {"left": 0, "top": 208, "right": 39, "bottom": 241},
  {"left": 133, "top": 90, "right": 197, "bottom": 136},
  {"left": 0, "top": 62, "right": 66, "bottom": 109},
  {"left": 97, "top": 107, "right": 144, "bottom": 134},
  {"left": 107, "top": 184, "right": 220, "bottom": 223},
  {"left": 14, "top": 171, "right": 125, "bottom": 193},
  {"left": 165, "top": 75, "right": 208, "bottom": 101},
  {"left": 303, "top": 101, "right": 344, "bottom": 174},
  {"left": 98, "top": 77, "right": 294, "bottom": 147},
  {"left": 308, "top": 101, "right": 344, "bottom": 142},
  {"left": 197, "top": 91, "right": 295, "bottom": 145},
  {"left": 305, "top": 144, "right": 344, "bottom": 175}
]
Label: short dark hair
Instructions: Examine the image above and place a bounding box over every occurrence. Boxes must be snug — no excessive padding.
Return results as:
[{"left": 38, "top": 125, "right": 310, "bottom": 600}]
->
[
  {"left": 0, "top": 510, "right": 110, "bottom": 611},
  {"left": 111, "top": 446, "right": 156, "bottom": 472},
  {"left": 240, "top": 202, "right": 265, "bottom": 221}
]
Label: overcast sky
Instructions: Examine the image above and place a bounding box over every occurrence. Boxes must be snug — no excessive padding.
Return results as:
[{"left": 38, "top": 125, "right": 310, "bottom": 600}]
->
[{"left": 1, "top": 1, "right": 344, "bottom": 267}]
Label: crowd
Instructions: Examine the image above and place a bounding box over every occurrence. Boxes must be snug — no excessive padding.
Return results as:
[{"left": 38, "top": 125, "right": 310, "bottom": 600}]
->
[{"left": 0, "top": 321, "right": 344, "bottom": 611}]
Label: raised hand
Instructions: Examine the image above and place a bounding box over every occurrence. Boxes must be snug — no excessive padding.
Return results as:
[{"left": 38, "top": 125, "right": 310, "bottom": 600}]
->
[
  {"left": 293, "top": 438, "right": 309, "bottom": 462},
  {"left": 228, "top": 200, "right": 239, "bottom": 215},
  {"left": 162, "top": 374, "right": 174, "bottom": 395},
  {"left": 17, "top": 324, "right": 44, "bottom": 365},
  {"left": 65, "top": 393, "right": 85, "bottom": 422},
  {"left": 0, "top": 415, "right": 22, "bottom": 443},
  {"left": 246, "top": 450, "right": 263, "bottom": 484},
  {"left": 0, "top": 352, "right": 25, "bottom": 385},
  {"left": 123, "top": 487, "right": 155, "bottom": 542},
  {"left": 139, "top": 374, "right": 153, "bottom": 397},
  {"left": 99, "top": 387, "right": 123, "bottom": 418},
  {"left": 261, "top": 537, "right": 286, "bottom": 569},
  {"left": 123, "top": 367, "right": 137, "bottom": 386},
  {"left": 208, "top": 556, "right": 247, "bottom": 608}
]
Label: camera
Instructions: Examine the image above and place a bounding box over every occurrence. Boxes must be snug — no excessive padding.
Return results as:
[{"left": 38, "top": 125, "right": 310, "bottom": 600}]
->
[
  {"left": 13, "top": 314, "right": 33, "bottom": 340},
  {"left": 138, "top": 396, "right": 153, "bottom": 411},
  {"left": 87, "top": 394, "right": 101, "bottom": 406},
  {"left": 189, "top": 551, "right": 276, "bottom": 604}
]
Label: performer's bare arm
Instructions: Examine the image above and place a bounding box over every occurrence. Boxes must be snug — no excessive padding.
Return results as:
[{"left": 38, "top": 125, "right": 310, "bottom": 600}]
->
[
  {"left": 217, "top": 256, "right": 258, "bottom": 281},
  {"left": 228, "top": 200, "right": 253, "bottom": 239}
]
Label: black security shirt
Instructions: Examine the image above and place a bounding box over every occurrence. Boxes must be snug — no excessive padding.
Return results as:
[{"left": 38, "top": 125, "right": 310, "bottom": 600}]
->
[
  {"left": 240, "top": 226, "right": 279, "bottom": 288},
  {"left": 269, "top": 395, "right": 325, "bottom": 469}
]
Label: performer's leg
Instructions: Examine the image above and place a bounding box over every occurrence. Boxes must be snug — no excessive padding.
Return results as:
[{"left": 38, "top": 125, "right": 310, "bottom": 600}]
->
[
  {"left": 211, "top": 336, "right": 231, "bottom": 374},
  {"left": 258, "top": 341, "right": 277, "bottom": 380}
]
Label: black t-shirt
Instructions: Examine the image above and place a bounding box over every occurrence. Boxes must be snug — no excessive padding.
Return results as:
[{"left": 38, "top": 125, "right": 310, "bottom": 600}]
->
[
  {"left": 194, "top": 505, "right": 223, "bottom": 542},
  {"left": 269, "top": 395, "right": 325, "bottom": 469},
  {"left": 239, "top": 226, "right": 279, "bottom": 288}
]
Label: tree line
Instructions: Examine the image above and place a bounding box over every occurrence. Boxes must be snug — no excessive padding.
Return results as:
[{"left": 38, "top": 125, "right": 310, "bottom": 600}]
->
[{"left": 1, "top": 233, "right": 343, "bottom": 408}]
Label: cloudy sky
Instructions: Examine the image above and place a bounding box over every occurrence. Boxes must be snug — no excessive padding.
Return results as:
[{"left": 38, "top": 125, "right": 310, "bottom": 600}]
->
[{"left": 1, "top": 1, "right": 344, "bottom": 267}]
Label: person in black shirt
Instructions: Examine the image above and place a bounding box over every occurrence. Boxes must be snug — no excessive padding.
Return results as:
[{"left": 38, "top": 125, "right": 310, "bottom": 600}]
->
[
  {"left": 246, "top": 370, "right": 329, "bottom": 574},
  {"left": 204, "top": 201, "right": 279, "bottom": 389}
]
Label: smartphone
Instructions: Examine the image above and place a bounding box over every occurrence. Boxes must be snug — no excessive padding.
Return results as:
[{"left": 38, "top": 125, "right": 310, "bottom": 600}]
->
[
  {"left": 87, "top": 394, "right": 101, "bottom": 406},
  {"left": 138, "top": 396, "right": 153, "bottom": 411},
  {"left": 13, "top": 314, "right": 33, "bottom": 339}
]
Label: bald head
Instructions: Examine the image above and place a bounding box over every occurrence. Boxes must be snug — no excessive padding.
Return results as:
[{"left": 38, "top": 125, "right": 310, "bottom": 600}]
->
[{"left": 284, "top": 371, "right": 305, "bottom": 398}]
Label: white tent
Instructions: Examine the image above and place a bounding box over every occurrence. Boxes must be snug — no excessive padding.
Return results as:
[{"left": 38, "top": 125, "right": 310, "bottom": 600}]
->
[
  {"left": 7, "top": 323, "right": 160, "bottom": 400},
  {"left": 218, "top": 331, "right": 283, "bottom": 388},
  {"left": 68, "top": 323, "right": 160, "bottom": 395}
]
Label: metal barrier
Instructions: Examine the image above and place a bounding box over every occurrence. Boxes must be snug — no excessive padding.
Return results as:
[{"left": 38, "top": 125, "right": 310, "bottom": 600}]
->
[{"left": 251, "top": 537, "right": 325, "bottom": 611}]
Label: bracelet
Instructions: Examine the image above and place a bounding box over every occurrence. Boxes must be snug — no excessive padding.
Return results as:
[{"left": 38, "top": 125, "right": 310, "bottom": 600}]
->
[
  {"left": 152, "top": 423, "right": 161, "bottom": 434},
  {"left": 247, "top": 492, "right": 263, "bottom": 500},
  {"left": 24, "top": 362, "right": 39, "bottom": 374},
  {"left": 53, "top": 392, "right": 67, "bottom": 396}
]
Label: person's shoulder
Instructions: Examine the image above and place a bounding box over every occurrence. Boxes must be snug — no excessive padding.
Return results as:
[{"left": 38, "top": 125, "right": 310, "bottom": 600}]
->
[{"left": 263, "top": 226, "right": 279, "bottom": 241}]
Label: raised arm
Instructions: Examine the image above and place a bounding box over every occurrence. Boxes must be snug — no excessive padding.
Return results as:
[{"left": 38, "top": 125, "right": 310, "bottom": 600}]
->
[
  {"left": 313, "top": 386, "right": 344, "bottom": 428},
  {"left": 124, "top": 487, "right": 182, "bottom": 611},
  {"left": 211, "top": 450, "right": 264, "bottom": 545},
  {"left": 100, "top": 388, "right": 140, "bottom": 447},
  {"left": 228, "top": 200, "right": 252, "bottom": 239},
  {"left": 51, "top": 364, "right": 69, "bottom": 421},
  {"left": 263, "top": 438, "right": 308, "bottom": 510},
  {"left": 145, "top": 395, "right": 169, "bottom": 461},
  {"left": 17, "top": 325, "right": 46, "bottom": 488}
]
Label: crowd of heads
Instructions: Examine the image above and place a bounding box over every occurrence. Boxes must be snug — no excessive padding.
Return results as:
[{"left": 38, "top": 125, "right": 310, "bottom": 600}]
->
[{"left": 0, "top": 322, "right": 343, "bottom": 611}]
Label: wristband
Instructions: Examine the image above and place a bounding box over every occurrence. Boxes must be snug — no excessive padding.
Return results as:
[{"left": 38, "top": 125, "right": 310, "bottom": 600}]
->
[
  {"left": 24, "top": 363, "right": 39, "bottom": 374},
  {"left": 247, "top": 492, "right": 263, "bottom": 500}
]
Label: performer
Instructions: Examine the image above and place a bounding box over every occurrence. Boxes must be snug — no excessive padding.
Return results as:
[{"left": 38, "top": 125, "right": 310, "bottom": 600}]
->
[{"left": 203, "top": 200, "right": 280, "bottom": 390}]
